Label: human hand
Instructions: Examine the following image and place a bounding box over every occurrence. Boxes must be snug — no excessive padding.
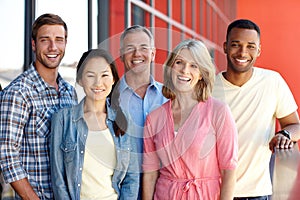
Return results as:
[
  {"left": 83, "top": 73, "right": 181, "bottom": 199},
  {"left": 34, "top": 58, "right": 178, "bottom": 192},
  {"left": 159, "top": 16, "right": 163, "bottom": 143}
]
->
[{"left": 269, "top": 134, "right": 294, "bottom": 153}]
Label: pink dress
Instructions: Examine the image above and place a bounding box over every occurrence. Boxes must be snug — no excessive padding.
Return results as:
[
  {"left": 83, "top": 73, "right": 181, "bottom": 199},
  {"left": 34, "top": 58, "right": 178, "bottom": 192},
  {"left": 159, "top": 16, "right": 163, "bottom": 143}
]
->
[{"left": 143, "top": 97, "right": 238, "bottom": 200}]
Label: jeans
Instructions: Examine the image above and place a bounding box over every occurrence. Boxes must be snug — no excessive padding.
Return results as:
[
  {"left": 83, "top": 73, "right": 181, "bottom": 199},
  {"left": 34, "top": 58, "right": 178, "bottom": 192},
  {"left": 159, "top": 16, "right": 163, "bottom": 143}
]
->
[{"left": 234, "top": 196, "right": 268, "bottom": 200}]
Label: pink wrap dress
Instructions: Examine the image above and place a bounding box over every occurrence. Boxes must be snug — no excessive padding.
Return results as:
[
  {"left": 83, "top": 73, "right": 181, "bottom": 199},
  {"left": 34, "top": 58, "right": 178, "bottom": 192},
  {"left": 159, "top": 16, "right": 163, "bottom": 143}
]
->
[{"left": 143, "top": 97, "right": 238, "bottom": 199}]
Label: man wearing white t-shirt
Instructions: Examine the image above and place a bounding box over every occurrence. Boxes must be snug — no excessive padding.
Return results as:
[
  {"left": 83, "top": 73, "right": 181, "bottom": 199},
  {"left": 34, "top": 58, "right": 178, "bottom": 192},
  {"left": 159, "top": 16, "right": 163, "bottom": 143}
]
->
[{"left": 212, "top": 19, "right": 300, "bottom": 200}]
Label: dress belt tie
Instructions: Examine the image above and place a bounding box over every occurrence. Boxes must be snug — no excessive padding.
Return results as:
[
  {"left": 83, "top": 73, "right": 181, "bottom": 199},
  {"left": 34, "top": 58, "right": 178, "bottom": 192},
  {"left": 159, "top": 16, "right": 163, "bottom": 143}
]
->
[
  {"left": 160, "top": 175, "right": 220, "bottom": 192},
  {"left": 182, "top": 179, "right": 202, "bottom": 192}
]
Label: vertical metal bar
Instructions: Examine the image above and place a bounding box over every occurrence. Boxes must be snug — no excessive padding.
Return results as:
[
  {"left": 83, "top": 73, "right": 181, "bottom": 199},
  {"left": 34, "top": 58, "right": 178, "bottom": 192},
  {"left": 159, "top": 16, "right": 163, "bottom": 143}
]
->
[
  {"left": 88, "top": 0, "right": 93, "bottom": 50},
  {"left": 199, "top": 0, "right": 203, "bottom": 36},
  {"left": 98, "top": 0, "right": 109, "bottom": 49},
  {"left": 192, "top": 0, "right": 195, "bottom": 32},
  {"left": 181, "top": 0, "right": 185, "bottom": 40},
  {"left": 24, "top": 0, "right": 35, "bottom": 71},
  {"left": 125, "top": 0, "right": 131, "bottom": 27},
  {"left": 167, "top": 0, "right": 172, "bottom": 53},
  {"left": 150, "top": 0, "right": 155, "bottom": 32},
  {"left": 149, "top": 0, "right": 155, "bottom": 76},
  {"left": 206, "top": 2, "right": 210, "bottom": 40}
]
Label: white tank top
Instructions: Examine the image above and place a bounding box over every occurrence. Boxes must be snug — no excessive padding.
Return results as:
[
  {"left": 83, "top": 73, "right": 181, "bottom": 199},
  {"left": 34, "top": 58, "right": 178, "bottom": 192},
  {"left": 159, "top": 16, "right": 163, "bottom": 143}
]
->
[{"left": 80, "top": 128, "right": 118, "bottom": 200}]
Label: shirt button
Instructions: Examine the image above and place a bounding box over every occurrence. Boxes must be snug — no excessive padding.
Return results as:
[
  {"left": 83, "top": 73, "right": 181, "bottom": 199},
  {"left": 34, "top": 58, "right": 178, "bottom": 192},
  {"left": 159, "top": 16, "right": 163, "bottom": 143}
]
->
[
  {"left": 81, "top": 151, "right": 84, "bottom": 154},
  {"left": 78, "top": 184, "right": 81, "bottom": 187},
  {"left": 84, "top": 134, "right": 86, "bottom": 137}
]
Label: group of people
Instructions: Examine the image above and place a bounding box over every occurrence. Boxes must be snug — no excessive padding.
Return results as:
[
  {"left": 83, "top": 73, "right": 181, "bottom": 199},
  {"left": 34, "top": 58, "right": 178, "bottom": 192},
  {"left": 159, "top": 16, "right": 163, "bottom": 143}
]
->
[{"left": 0, "top": 13, "right": 299, "bottom": 200}]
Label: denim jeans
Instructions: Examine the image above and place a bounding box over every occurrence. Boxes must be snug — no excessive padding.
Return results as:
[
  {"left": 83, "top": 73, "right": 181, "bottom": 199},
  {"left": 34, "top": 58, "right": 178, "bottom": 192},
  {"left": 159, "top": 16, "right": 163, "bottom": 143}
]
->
[{"left": 234, "top": 196, "right": 268, "bottom": 200}]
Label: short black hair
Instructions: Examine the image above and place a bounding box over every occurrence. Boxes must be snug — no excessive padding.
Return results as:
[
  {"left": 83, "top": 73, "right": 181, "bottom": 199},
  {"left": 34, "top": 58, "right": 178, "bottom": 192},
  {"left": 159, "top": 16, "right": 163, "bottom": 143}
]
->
[{"left": 226, "top": 19, "right": 260, "bottom": 41}]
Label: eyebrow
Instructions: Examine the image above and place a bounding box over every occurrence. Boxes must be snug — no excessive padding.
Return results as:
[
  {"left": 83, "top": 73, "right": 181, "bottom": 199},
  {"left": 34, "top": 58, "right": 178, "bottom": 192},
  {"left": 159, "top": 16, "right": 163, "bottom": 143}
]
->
[
  {"left": 125, "top": 43, "right": 150, "bottom": 47},
  {"left": 85, "top": 68, "right": 111, "bottom": 74},
  {"left": 231, "top": 40, "right": 257, "bottom": 45},
  {"left": 38, "top": 35, "right": 65, "bottom": 40},
  {"left": 175, "top": 56, "right": 197, "bottom": 64}
]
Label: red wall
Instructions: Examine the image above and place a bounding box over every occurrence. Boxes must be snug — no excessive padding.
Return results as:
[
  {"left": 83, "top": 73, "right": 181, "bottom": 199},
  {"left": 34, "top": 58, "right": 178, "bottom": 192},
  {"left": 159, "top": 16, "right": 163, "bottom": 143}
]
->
[
  {"left": 108, "top": 0, "right": 236, "bottom": 82},
  {"left": 237, "top": 0, "right": 300, "bottom": 114}
]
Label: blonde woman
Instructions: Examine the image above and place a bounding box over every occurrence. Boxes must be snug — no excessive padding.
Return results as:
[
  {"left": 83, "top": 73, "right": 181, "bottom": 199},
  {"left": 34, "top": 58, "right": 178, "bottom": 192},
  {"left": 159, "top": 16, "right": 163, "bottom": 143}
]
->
[{"left": 142, "top": 39, "right": 238, "bottom": 200}]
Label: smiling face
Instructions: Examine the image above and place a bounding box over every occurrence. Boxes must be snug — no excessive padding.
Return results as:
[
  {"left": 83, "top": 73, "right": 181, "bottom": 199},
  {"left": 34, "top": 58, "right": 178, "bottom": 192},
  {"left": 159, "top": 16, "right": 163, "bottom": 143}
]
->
[
  {"left": 171, "top": 48, "right": 202, "bottom": 95},
  {"left": 121, "top": 31, "right": 156, "bottom": 74},
  {"left": 224, "top": 27, "right": 261, "bottom": 74},
  {"left": 32, "top": 24, "right": 66, "bottom": 70},
  {"left": 79, "top": 57, "right": 115, "bottom": 102}
]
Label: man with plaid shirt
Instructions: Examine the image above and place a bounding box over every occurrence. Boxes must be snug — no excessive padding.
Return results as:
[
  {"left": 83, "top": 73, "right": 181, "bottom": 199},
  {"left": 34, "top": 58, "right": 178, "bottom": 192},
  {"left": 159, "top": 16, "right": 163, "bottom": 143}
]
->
[{"left": 0, "top": 13, "right": 77, "bottom": 199}]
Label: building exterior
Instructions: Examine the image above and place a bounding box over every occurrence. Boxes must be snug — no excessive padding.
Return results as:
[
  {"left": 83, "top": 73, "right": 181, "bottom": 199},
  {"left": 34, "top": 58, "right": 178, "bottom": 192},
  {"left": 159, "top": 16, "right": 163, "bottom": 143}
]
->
[{"left": 105, "top": 0, "right": 237, "bottom": 81}]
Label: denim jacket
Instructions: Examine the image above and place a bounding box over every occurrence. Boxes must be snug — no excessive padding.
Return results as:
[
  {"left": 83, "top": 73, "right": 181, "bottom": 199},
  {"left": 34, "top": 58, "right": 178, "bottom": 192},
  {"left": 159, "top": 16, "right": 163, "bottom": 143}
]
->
[{"left": 50, "top": 98, "right": 139, "bottom": 200}]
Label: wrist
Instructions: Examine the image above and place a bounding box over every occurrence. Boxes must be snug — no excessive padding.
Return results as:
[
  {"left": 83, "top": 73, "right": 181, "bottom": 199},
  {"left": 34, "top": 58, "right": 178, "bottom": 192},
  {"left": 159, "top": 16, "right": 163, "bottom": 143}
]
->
[{"left": 275, "top": 129, "right": 291, "bottom": 140}]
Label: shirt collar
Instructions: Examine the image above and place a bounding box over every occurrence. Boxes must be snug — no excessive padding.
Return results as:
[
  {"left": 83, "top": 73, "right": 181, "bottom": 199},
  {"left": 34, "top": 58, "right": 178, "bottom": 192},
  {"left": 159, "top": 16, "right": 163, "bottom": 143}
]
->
[
  {"left": 119, "top": 75, "right": 161, "bottom": 93},
  {"left": 72, "top": 97, "right": 116, "bottom": 122},
  {"left": 26, "top": 63, "right": 72, "bottom": 94}
]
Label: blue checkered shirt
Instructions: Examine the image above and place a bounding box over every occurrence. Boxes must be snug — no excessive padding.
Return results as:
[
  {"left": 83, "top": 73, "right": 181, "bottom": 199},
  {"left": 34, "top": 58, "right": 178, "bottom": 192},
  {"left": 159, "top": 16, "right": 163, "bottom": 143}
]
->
[{"left": 0, "top": 64, "right": 77, "bottom": 199}]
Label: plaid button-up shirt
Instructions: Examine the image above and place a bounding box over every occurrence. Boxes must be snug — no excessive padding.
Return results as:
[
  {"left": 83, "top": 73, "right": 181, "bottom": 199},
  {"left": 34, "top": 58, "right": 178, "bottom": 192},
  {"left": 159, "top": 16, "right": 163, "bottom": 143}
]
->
[{"left": 0, "top": 64, "right": 77, "bottom": 199}]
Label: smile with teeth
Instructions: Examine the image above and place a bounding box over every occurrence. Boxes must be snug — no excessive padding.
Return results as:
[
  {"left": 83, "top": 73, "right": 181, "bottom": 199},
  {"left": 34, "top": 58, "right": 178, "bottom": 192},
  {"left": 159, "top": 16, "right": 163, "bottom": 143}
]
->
[
  {"left": 92, "top": 89, "right": 104, "bottom": 93},
  {"left": 235, "top": 58, "right": 248, "bottom": 63},
  {"left": 47, "top": 54, "right": 58, "bottom": 58},
  {"left": 177, "top": 75, "right": 191, "bottom": 82},
  {"left": 132, "top": 60, "right": 144, "bottom": 64}
]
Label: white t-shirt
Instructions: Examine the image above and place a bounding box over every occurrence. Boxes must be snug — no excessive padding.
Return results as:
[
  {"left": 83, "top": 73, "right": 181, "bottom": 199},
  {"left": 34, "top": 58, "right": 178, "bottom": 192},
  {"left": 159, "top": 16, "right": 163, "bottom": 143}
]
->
[
  {"left": 212, "top": 67, "right": 298, "bottom": 197},
  {"left": 80, "top": 129, "right": 118, "bottom": 200}
]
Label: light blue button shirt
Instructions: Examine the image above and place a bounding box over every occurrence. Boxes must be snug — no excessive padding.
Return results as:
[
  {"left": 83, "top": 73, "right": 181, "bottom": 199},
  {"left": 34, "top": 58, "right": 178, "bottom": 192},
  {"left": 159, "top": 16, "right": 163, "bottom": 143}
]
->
[{"left": 119, "top": 75, "right": 167, "bottom": 168}]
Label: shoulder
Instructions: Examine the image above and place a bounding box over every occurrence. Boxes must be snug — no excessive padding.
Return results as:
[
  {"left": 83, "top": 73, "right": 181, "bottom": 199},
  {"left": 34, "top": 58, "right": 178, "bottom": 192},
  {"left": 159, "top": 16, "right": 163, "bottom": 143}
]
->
[
  {"left": 253, "top": 67, "right": 288, "bottom": 88},
  {"left": 57, "top": 74, "right": 75, "bottom": 91},
  {"left": 253, "top": 67, "right": 282, "bottom": 79},
  {"left": 1, "top": 71, "right": 34, "bottom": 100},
  {"left": 147, "top": 100, "right": 170, "bottom": 118},
  {"left": 53, "top": 101, "right": 82, "bottom": 119},
  {"left": 207, "top": 97, "right": 231, "bottom": 113}
]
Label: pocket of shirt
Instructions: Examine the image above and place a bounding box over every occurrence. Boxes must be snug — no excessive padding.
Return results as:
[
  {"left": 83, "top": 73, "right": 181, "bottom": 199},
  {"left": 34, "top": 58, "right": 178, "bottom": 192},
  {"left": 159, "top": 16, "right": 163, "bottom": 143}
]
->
[
  {"left": 36, "top": 107, "right": 55, "bottom": 138},
  {"left": 60, "top": 141, "right": 77, "bottom": 163}
]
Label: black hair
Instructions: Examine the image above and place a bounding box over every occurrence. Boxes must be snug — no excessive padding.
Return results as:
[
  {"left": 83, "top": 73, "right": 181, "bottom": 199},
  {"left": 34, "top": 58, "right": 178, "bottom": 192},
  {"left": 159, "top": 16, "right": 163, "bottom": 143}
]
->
[
  {"left": 76, "top": 49, "right": 127, "bottom": 136},
  {"left": 226, "top": 19, "right": 260, "bottom": 41}
]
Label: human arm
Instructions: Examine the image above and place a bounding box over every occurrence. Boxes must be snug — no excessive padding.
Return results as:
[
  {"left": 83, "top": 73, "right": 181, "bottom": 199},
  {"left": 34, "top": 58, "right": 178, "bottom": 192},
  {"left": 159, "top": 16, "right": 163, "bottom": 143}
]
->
[
  {"left": 0, "top": 89, "right": 39, "bottom": 198},
  {"left": 269, "top": 112, "right": 300, "bottom": 152},
  {"left": 142, "top": 170, "right": 159, "bottom": 200},
  {"left": 10, "top": 178, "right": 40, "bottom": 200},
  {"left": 220, "top": 169, "right": 236, "bottom": 200},
  {"left": 142, "top": 115, "right": 161, "bottom": 200},
  {"left": 214, "top": 102, "right": 238, "bottom": 199}
]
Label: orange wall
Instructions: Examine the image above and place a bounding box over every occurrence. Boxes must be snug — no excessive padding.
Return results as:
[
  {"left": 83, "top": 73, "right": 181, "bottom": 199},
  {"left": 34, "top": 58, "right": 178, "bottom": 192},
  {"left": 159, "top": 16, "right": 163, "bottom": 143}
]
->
[{"left": 237, "top": 0, "right": 300, "bottom": 114}]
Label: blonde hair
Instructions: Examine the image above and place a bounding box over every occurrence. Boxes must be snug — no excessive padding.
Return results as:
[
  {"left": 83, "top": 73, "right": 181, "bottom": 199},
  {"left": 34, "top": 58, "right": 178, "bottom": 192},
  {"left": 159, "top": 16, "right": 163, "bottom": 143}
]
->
[{"left": 162, "top": 39, "right": 215, "bottom": 101}]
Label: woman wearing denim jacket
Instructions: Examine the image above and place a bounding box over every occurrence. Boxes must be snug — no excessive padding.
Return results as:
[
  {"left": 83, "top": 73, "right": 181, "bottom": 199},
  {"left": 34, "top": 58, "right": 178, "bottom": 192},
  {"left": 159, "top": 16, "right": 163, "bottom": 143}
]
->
[{"left": 50, "top": 49, "right": 139, "bottom": 200}]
